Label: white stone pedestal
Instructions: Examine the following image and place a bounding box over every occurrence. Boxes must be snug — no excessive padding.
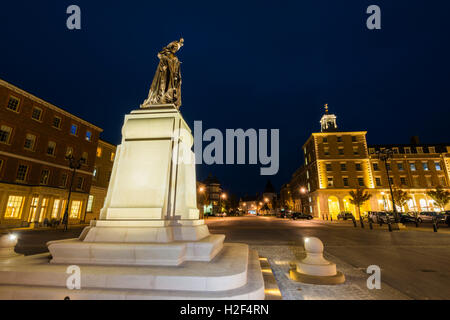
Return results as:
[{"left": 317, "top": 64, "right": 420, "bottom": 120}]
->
[{"left": 0, "top": 105, "right": 265, "bottom": 300}]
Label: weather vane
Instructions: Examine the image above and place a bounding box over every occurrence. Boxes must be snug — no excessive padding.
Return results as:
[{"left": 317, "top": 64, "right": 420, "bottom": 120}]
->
[{"left": 324, "top": 104, "right": 329, "bottom": 114}]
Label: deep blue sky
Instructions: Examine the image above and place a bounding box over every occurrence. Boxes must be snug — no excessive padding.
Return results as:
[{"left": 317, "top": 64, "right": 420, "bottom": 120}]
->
[{"left": 1, "top": 1, "right": 449, "bottom": 196}]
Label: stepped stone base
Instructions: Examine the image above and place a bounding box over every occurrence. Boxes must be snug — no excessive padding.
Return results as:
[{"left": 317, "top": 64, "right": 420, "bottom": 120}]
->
[{"left": 0, "top": 244, "right": 265, "bottom": 300}]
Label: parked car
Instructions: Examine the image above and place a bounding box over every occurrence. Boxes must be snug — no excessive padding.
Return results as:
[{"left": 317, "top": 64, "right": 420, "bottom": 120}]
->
[
  {"left": 417, "top": 211, "right": 446, "bottom": 223},
  {"left": 277, "top": 210, "right": 289, "bottom": 219},
  {"left": 337, "top": 212, "right": 354, "bottom": 221},
  {"left": 291, "top": 212, "right": 313, "bottom": 220},
  {"left": 399, "top": 212, "right": 417, "bottom": 224},
  {"left": 373, "top": 212, "right": 395, "bottom": 224},
  {"left": 444, "top": 211, "right": 450, "bottom": 226},
  {"left": 215, "top": 212, "right": 227, "bottom": 217}
]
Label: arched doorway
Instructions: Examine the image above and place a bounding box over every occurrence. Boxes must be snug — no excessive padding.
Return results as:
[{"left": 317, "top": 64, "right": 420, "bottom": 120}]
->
[
  {"left": 328, "top": 196, "right": 340, "bottom": 220},
  {"left": 343, "top": 196, "right": 356, "bottom": 216}
]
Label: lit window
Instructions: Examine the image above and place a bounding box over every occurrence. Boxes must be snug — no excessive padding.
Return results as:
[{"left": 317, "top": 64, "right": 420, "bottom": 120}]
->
[
  {"left": 87, "top": 195, "right": 94, "bottom": 213},
  {"left": 52, "top": 199, "right": 61, "bottom": 219},
  {"left": 70, "top": 124, "right": 78, "bottom": 136},
  {"left": 6, "top": 97, "right": 20, "bottom": 112},
  {"left": 86, "top": 131, "right": 92, "bottom": 142},
  {"left": 93, "top": 167, "right": 98, "bottom": 180},
  {"left": 28, "top": 197, "right": 39, "bottom": 222},
  {"left": 110, "top": 152, "right": 115, "bottom": 162},
  {"left": 40, "top": 169, "right": 50, "bottom": 185},
  {"left": 353, "top": 147, "right": 359, "bottom": 155},
  {"left": 327, "top": 177, "right": 334, "bottom": 187},
  {"left": 435, "top": 162, "right": 442, "bottom": 171},
  {"left": 53, "top": 116, "right": 62, "bottom": 129},
  {"left": 24, "top": 134, "right": 36, "bottom": 151},
  {"left": 397, "top": 163, "right": 404, "bottom": 171},
  {"left": 4, "top": 196, "right": 24, "bottom": 219},
  {"left": 16, "top": 165, "right": 28, "bottom": 182},
  {"left": 31, "top": 107, "right": 43, "bottom": 121},
  {"left": 423, "top": 162, "right": 429, "bottom": 171},
  {"left": 0, "top": 125, "right": 12, "bottom": 144},
  {"left": 96, "top": 147, "right": 102, "bottom": 157},
  {"left": 70, "top": 201, "right": 82, "bottom": 219},
  {"left": 47, "top": 141, "right": 56, "bottom": 156},
  {"left": 39, "top": 198, "right": 49, "bottom": 222},
  {"left": 410, "top": 162, "right": 416, "bottom": 171}
]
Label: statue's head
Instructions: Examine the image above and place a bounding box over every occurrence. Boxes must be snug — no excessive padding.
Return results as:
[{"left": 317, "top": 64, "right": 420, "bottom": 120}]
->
[{"left": 166, "top": 38, "right": 184, "bottom": 54}]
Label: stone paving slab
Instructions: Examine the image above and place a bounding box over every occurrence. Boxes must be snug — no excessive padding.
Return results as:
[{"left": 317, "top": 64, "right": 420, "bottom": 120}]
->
[{"left": 250, "top": 245, "right": 411, "bottom": 300}]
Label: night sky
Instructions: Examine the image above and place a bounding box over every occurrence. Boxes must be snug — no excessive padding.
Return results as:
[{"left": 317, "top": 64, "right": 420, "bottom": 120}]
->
[{"left": 1, "top": 1, "right": 449, "bottom": 196}]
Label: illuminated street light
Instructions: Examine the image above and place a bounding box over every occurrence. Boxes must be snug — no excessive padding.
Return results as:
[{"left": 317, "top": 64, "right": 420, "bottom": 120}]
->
[
  {"left": 300, "top": 187, "right": 307, "bottom": 194},
  {"left": 376, "top": 148, "right": 399, "bottom": 223}
]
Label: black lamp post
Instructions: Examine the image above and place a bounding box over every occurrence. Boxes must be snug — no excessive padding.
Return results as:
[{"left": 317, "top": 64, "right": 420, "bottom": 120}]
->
[
  {"left": 376, "top": 149, "right": 399, "bottom": 223},
  {"left": 62, "top": 154, "right": 83, "bottom": 232}
]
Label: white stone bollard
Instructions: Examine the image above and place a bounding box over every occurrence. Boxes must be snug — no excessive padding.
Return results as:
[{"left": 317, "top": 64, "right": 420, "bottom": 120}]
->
[
  {"left": 0, "top": 234, "right": 22, "bottom": 259},
  {"left": 290, "top": 237, "right": 345, "bottom": 285}
]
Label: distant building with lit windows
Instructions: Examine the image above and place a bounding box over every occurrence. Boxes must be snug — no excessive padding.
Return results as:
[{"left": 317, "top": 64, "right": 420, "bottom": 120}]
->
[
  {"left": 86, "top": 139, "right": 117, "bottom": 222},
  {"left": 283, "top": 105, "right": 450, "bottom": 219},
  {"left": 0, "top": 79, "right": 103, "bottom": 228}
]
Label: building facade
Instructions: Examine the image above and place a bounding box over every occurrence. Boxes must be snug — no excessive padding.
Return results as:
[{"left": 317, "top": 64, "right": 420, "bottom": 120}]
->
[
  {"left": 0, "top": 79, "right": 103, "bottom": 228},
  {"left": 201, "top": 174, "right": 223, "bottom": 215},
  {"left": 284, "top": 106, "right": 450, "bottom": 219},
  {"left": 86, "top": 140, "right": 117, "bottom": 222}
]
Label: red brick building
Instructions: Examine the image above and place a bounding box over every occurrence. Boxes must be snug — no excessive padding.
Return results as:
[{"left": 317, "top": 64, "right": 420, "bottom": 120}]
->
[{"left": 0, "top": 78, "right": 103, "bottom": 228}]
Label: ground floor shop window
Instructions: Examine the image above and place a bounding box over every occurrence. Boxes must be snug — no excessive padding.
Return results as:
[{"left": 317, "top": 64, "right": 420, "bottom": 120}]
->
[
  {"left": 39, "top": 198, "right": 49, "bottom": 222},
  {"left": 52, "top": 199, "right": 61, "bottom": 219},
  {"left": 4, "top": 196, "right": 24, "bottom": 219},
  {"left": 87, "top": 195, "right": 94, "bottom": 213},
  {"left": 28, "top": 197, "right": 39, "bottom": 222},
  {"left": 70, "top": 201, "right": 82, "bottom": 219}
]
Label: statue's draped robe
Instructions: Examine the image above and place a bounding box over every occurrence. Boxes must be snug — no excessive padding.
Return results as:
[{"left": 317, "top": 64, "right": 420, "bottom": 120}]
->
[{"left": 146, "top": 49, "right": 182, "bottom": 108}]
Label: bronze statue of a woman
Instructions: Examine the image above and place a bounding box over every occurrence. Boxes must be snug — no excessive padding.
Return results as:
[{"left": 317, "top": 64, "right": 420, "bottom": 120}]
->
[{"left": 142, "top": 38, "right": 184, "bottom": 109}]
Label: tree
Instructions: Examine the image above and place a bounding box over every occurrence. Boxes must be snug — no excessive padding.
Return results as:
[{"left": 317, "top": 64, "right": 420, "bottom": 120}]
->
[
  {"left": 427, "top": 186, "right": 450, "bottom": 211},
  {"left": 348, "top": 188, "right": 372, "bottom": 228},
  {"left": 283, "top": 199, "right": 294, "bottom": 211},
  {"left": 392, "top": 188, "right": 412, "bottom": 212}
]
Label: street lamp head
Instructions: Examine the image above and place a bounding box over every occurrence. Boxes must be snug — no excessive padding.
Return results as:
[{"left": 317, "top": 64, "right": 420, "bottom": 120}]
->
[{"left": 300, "top": 187, "right": 307, "bottom": 194}]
